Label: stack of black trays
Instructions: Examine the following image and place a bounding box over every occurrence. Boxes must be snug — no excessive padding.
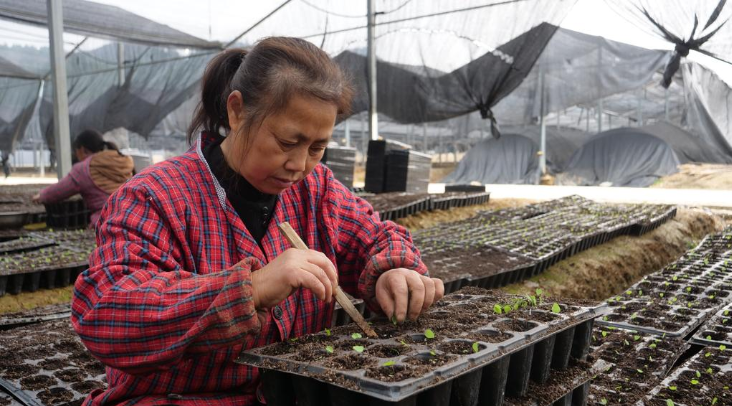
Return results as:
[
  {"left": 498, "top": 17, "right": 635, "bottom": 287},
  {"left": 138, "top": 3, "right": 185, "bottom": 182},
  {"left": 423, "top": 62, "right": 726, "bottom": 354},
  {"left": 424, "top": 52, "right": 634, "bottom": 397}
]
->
[
  {"left": 322, "top": 146, "right": 356, "bottom": 189},
  {"left": 366, "top": 140, "right": 432, "bottom": 193}
]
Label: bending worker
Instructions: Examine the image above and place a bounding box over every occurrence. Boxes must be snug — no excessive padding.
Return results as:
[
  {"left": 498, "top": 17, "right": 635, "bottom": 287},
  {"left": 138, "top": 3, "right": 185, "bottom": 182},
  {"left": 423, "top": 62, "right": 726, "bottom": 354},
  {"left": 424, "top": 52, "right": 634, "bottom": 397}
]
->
[
  {"left": 71, "top": 37, "right": 443, "bottom": 405},
  {"left": 33, "top": 129, "right": 134, "bottom": 227}
]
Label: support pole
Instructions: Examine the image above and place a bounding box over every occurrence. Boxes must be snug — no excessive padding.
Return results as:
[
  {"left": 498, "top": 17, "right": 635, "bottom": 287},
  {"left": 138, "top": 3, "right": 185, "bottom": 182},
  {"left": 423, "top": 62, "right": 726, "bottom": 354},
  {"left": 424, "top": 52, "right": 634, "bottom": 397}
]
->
[
  {"left": 422, "top": 123, "right": 427, "bottom": 152},
  {"left": 664, "top": 87, "right": 669, "bottom": 121},
  {"left": 637, "top": 92, "right": 643, "bottom": 127},
  {"left": 47, "top": 0, "right": 72, "bottom": 178},
  {"left": 539, "top": 68, "right": 546, "bottom": 175},
  {"left": 367, "top": 0, "right": 378, "bottom": 141},
  {"left": 117, "top": 42, "right": 125, "bottom": 86},
  {"left": 345, "top": 119, "right": 351, "bottom": 147},
  {"left": 597, "top": 99, "right": 603, "bottom": 133}
]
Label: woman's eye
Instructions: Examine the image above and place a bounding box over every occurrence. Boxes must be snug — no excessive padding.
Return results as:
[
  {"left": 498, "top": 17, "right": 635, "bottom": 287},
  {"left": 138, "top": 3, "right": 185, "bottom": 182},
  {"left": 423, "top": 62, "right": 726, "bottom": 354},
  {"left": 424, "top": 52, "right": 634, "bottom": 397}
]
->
[{"left": 309, "top": 146, "right": 326, "bottom": 155}]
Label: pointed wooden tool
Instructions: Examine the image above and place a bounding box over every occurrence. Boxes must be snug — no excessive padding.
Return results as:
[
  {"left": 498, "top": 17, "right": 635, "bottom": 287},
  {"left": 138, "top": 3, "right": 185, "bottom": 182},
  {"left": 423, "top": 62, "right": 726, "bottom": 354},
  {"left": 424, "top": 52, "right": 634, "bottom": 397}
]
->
[{"left": 278, "top": 222, "right": 378, "bottom": 338}]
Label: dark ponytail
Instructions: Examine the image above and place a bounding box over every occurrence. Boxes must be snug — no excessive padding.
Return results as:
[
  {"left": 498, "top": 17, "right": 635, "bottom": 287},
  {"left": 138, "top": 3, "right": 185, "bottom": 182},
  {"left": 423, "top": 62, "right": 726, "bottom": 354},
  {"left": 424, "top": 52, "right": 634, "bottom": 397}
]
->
[
  {"left": 187, "top": 48, "right": 246, "bottom": 143},
  {"left": 73, "top": 129, "right": 120, "bottom": 154},
  {"left": 187, "top": 37, "right": 353, "bottom": 144}
]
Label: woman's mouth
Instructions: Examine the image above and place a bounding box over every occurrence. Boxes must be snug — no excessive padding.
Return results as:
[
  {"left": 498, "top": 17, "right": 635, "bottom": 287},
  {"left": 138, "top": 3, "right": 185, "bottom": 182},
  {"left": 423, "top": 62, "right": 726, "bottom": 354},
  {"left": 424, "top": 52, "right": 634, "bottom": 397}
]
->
[{"left": 271, "top": 177, "right": 296, "bottom": 188}]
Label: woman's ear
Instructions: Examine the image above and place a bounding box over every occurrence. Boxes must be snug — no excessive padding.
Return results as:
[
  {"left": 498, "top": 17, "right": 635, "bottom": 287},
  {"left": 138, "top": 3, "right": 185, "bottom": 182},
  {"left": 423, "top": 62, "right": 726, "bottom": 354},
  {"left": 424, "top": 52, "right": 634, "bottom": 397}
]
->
[{"left": 226, "top": 90, "right": 246, "bottom": 134}]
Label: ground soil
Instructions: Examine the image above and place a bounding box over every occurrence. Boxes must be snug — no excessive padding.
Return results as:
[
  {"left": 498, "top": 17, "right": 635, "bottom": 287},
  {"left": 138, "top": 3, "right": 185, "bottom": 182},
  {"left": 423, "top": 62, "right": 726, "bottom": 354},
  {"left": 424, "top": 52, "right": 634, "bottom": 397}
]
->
[
  {"left": 0, "top": 286, "right": 74, "bottom": 315},
  {"left": 422, "top": 246, "right": 535, "bottom": 282},
  {"left": 651, "top": 163, "right": 732, "bottom": 190},
  {"left": 398, "top": 198, "right": 537, "bottom": 230},
  {"left": 499, "top": 208, "right": 723, "bottom": 300}
]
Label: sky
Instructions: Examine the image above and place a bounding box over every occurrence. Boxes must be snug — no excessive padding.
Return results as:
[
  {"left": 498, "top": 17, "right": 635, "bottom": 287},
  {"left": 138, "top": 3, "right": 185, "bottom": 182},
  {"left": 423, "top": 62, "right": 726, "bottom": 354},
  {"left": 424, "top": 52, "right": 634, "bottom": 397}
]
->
[{"left": 1, "top": 0, "right": 731, "bottom": 83}]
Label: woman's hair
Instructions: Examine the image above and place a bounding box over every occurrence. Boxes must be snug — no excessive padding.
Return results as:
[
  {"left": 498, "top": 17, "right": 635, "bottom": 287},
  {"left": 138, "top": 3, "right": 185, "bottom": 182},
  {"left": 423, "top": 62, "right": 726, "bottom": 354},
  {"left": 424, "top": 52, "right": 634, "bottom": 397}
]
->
[
  {"left": 73, "top": 129, "right": 119, "bottom": 153},
  {"left": 187, "top": 37, "right": 353, "bottom": 143}
]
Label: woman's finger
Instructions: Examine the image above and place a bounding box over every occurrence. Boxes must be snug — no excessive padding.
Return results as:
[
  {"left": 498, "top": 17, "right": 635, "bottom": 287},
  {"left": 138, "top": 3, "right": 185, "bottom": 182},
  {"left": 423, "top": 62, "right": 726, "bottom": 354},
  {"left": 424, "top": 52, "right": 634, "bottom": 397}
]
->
[
  {"left": 405, "top": 271, "right": 425, "bottom": 320},
  {"left": 390, "top": 274, "right": 410, "bottom": 322},
  {"left": 301, "top": 261, "right": 333, "bottom": 303},
  {"left": 305, "top": 250, "right": 339, "bottom": 288},
  {"left": 433, "top": 278, "right": 445, "bottom": 302},
  {"left": 376, "top": 282, "right": 395, "bottom": 320},
  {"left": 294, "top": 268, "right": 328, "bottom": 302},
  {"left": 421, "top": 275, "right": 436, "bottom": 310}
]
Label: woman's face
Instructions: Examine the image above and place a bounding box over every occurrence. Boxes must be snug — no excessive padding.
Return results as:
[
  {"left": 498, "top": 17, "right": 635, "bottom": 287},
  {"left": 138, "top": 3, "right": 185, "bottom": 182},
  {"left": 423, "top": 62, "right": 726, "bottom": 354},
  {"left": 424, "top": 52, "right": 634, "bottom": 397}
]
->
[{"left": 222, "top": 92, "right": 337, "bottom": 195}]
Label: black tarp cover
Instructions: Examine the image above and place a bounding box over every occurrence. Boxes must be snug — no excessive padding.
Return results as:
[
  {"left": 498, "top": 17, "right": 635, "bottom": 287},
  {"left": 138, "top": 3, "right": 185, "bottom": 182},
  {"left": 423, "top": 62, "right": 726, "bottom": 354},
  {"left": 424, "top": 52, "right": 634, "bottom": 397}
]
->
[
  {"left": 442, "top": 133, "right": 541, "bottom": 185},
  {"left": 564, "top": 128, "right": 680, "bottom": 187}
]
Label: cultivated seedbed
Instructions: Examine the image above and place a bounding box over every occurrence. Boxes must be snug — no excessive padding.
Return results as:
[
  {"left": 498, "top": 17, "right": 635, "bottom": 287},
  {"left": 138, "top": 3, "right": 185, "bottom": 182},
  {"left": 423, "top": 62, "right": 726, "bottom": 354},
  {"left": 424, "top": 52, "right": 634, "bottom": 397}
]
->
[
  {"left": 0, "top": 319, "right": 106, "bottom": 406},
  {"left": 588, "top": 326, "right": 688, "bottom": 405},
  {"left": 238, "top": 288, "right": 604, "bottom": 406},
  {"left": 640, "top": 345, "right": 730, "bottom": 406},
  {"left": 691, "top": 302, "right": 732, "bottom": 348}
]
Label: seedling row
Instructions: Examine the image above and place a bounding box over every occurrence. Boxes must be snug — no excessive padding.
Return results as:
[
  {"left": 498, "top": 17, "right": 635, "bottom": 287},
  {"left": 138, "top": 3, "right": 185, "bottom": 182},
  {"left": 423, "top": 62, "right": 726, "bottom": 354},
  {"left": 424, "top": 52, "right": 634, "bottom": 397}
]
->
[{"left": 238, "top": 288, "right": 605, "bottom": 406}]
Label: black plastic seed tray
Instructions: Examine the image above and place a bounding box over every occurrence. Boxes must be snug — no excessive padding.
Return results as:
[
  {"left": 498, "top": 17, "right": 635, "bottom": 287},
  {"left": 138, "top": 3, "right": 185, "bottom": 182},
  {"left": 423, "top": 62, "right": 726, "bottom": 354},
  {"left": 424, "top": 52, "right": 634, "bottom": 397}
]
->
[
  {"left": 379, "top": 197, "right": 431, "bottom": 222},
  {"left": 504, "top": 360, "right": 608, "bottom": 406},
  {"left": 0, "top": 319, "right": 107, "bottom": 406},
  {"left": 0, "top": 303, "right": 72, "bottom": 330},
  {"left": 690, "top": 302, "right": 732, "bottom": 348},
  {"left": 0, "top": 244, "right": 89, "bottom": 296},
  {"left": 639, "top": 345, "right": 730, "bottom": 406},
  {"left": 43, "top": 199, "right": 90, "bottom": 230},
  {"left": 588, "top": 325, "right": 689, "bottom": 406},
  {"left": 0, "top": 237, "right": 55, "bottom": 255},
  {"left": 237, "top": 289, "right": 605, "bottom": 406},
  {"left": 627, "top": 205, "right": 677, "bottom": 236},
  {"left": 598, "top": 292, "right": 719, "bottom": 339},
  {"left": 444, "top": 185, "right": 486, "bottom": 193}
]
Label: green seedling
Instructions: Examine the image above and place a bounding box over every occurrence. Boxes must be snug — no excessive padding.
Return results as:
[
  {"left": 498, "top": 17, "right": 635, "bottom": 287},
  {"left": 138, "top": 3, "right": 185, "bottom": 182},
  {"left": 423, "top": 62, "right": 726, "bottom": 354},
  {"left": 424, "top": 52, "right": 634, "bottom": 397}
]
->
[
  {"left": 351, "top": 333, "right": 362, "bottom": 339},
  {"left": 324, "top": 328, "right": 331, "bottom": 336},
  {"left": 669, "top": 386, "right": 677, "bottom": 391},
  {"left": 666, "top": 399, "right": 674, "bottom": 406},
  {"left": 551, "top": 303, "right": 561, "bottom": 313},
  {"left": 382, "top": 360, "right": 396, "bottom": 367},
  {"left": 353, "top": 345, "right": 364, "bottom": 353},
  {"left": 493, "top": 304, "right": 502, "bottom": 315},
  {"left": 429, "top": 350, "right": 436, "bottom": 356},
  {"left": 325, "top": 345, "right": 334, "bottom": 354},
  {"left": 424, "top": 329, "right": 435, "bottom": 339},
  {"left": 633, "top": 335, "right": 641, "bottom": 341},
  {"left": 472, "top": 342, "right": 480, "bottom": 353}
]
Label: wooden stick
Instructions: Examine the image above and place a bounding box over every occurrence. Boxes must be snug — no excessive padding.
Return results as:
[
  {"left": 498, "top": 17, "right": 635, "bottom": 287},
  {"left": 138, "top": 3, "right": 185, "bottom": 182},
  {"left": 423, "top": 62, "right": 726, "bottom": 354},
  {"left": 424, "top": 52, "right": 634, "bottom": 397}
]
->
[{"left": 278, "top": 222, "right": 378, "bottom": 338}]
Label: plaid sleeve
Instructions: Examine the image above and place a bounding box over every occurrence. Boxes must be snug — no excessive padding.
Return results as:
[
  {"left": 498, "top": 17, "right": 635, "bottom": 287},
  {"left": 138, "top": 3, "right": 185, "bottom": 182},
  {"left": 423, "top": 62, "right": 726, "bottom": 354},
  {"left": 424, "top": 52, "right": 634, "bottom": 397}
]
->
[
  {"left": 38, "top": 162, "right": 84, "bottom": 203},
  {"left": 322, "top": 168, "right": 427, "bottom": 313},
  {"left": 70, "top": 184, "right": 261, "bottom": 375}
]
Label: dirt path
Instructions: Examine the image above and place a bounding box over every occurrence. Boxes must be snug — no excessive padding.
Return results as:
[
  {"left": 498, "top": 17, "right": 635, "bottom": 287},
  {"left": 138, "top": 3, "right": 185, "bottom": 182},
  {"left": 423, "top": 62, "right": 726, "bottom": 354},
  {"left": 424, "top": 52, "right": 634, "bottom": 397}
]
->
[
  {"left": 651, "top": 163, "right": 732, "bottom": 190},
  {"left": 500, "top": 208, "right": 723, "bottom": 300}
]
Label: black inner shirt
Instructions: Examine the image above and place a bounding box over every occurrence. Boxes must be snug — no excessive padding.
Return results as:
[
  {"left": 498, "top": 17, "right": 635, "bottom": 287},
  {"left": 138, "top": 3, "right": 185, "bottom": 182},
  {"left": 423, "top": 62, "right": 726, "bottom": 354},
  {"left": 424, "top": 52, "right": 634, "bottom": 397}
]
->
[{"left": 203, "top": 138, "right": 277, "bottom": 245}]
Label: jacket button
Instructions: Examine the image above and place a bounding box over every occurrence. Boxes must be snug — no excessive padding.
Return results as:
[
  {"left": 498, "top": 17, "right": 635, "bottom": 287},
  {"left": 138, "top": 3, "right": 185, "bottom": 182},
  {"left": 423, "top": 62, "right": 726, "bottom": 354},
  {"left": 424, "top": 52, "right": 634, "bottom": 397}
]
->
[{"left": 273, "top": 305, "right": 283, "bottom": 320}]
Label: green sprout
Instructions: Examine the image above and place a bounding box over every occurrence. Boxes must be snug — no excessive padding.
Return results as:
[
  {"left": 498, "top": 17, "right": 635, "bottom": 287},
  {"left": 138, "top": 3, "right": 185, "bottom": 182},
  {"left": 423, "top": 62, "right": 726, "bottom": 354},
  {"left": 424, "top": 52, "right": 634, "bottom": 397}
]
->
[
  {"left": 353, "top": 345, "right": 364, "bottom": 353},
  {"left": 325, "top": 345, "right": 334, "bottom": 354},
  {"left": 382, "top": 360, "right": 396, "bottom": 367},
  {"left": 324, "top": 328, "right": 331, "bottom": 336},
  {"left": 424, "top": 329, "right": 435, "bottom": 339},
  {"left": 472, "top": 342, "right": 480, "bottom": 353},
  {"left": 551, "top": 303, "right": 561, "bottom": 313},
  {"left": 351, "top": 333, "right": 362, "bottom": 339}
]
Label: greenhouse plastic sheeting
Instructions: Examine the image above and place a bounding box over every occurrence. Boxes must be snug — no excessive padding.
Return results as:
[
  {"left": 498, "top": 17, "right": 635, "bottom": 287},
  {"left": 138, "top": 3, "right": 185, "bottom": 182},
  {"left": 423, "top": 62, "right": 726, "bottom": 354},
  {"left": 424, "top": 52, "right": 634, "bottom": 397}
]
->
[
  {"left": 0, "top": 0, "right": 219, "bottom": 49},
  {"left": 442, "top": 133, "right": 541, "bottom": 185},
  {"left": 563, "top": 128, "right": 680, "bottom": 187}
]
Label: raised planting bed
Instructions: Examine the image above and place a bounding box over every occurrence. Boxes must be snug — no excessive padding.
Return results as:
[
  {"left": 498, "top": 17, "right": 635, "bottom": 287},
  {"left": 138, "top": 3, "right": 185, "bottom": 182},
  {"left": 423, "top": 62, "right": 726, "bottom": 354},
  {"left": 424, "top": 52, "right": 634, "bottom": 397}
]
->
[
  {"left": 640, "top": 345, "right": 730, "bottom": 406},
  {"left": 0, "top": 319, "right": 106, "bottom": 406},
  {"left": 0, "top": 236, "right": 55, "bottom": 255},
  {"left": 0, "top": 303, "right": 72, "bottom": 330},
  {"left": 690, "top": 302, "right": 732, "bottom": 348},
  {"left": 237, "top": 288, "right": 605, "bottom": 406},
  {"left": 587, "top": 326, "right": 688, "bottom": 405},
  {"left": 420, "top": 246, "right": 536, "bottom": 292},
  {"left": 0, "top": 246, "right": 89, "bottom": 296},
  {"left": 488, "top": 195, "right": 593, "bottom": 220}
]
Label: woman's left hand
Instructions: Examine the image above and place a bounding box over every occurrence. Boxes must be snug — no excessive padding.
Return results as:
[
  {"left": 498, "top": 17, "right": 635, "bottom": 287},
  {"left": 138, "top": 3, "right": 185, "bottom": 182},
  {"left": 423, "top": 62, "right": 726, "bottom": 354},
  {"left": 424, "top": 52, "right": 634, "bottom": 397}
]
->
[{"left": 375, "top": 268, "right": 444, "bottom": 323}]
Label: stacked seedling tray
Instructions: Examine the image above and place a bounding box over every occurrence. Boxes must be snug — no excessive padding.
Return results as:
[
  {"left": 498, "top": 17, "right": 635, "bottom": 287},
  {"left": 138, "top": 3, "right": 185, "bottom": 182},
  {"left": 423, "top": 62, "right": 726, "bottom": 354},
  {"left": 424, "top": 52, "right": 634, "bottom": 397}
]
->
[
  {"left": 0, "top": 229, "right": 95, "bottom": 297},
  {"left": 0, "top": 319, "right": 106, "bottom": 406},
  {"left": 237, "top": 288, "right": 605, "bottom": 406},
  {"left": 365, "top": 140, "right": 406, "bottom": 194},
  {"left": 0, "top": 303, "right": 72, "bottom": 330},
  {"left": 690, "top": 302, "right": 732, "bottom": 348},
  {"left": 588, "top": 326, "right": 689, "bottom": 405},
  {"left": 640, "top": 345, "right": 730, "bottom": 406},
  {"left": 323, "top": 146, "right": 357, "bottom": 189},
  {"left": 383, "top": 150, "right": 431, "bottom": 194},
  {"left": 44, "top": 198, "right": 90, "bottom": 229},
  {"left": 0, "top": 185, "right": 47, "bottom": 229}
]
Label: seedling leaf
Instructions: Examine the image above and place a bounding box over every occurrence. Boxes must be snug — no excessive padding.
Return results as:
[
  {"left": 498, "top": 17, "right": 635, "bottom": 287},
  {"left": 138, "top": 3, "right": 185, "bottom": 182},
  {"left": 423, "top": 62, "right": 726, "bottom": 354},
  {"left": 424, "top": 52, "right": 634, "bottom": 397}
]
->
[
  {"left": 424, "top": 329, "right": 435, "bottom": 339},
  {"left": 493, "top": 304, "right": 502, "bottom": 314},
  {"left": 325, "top": 345, "right": 334, "bottom": 354},
  {"left": 324, "top": 328, "right": 331, "bottom": 336},
  {"left": 551, "top": 303, "right": 561, "bottom": 313},
  {"left": 383, "top": 360, "right": 395, "bottom": 367},
  {"left": 351, "top": 333, "right": 362, "bottom": 339},
  {"left": 472, "top": 342, "right": 480, "bottom": 353},
  {"left": 353, "top": 345, "right": 364, "bottom": 353},
  {"left": 666, "top": 400, "right": 674, "bottom": 406}
]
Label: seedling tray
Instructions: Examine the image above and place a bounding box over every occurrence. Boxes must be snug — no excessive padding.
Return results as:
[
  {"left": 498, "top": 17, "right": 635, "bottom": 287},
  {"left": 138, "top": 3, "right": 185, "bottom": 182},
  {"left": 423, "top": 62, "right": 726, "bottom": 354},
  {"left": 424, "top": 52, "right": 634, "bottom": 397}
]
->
[
  {"left": 690, "top": 302, "right": 732, "bottom": 348},
  {"left": 0, "top": 319, "right": 106, "bottom": 406},
  {"left": 504, "top": 359, "right": 608, "bottom": 406},
  {"left": 0, "top": 303, "right": 72, "bottom": 330},
  {"left": 237, "top": 288, "right": 605, "bottom": 405},
  {"left": 588, "top": 326, "right": 689, "bottom": 405},
  {"left": 639, "top": 345, "right": 730, "bottom": 406}
]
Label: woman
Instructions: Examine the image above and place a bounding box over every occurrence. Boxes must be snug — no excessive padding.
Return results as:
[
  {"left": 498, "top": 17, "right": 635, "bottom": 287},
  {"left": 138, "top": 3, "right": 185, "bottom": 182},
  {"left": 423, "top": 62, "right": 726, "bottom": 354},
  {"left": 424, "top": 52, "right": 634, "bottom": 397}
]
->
[
  {"left": 33, "top": 129, "right": 134, "bottom": 227},
  {"left": 71, "top": 37, "right": 443, "bottom": 405}
]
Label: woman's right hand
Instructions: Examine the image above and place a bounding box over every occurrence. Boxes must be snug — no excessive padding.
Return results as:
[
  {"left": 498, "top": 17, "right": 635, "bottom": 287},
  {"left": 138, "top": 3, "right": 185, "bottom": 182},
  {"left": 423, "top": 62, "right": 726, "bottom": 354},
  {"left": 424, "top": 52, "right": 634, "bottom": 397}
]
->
[{"left": 250, "top": 248, "right": 338, "bottom": 310}]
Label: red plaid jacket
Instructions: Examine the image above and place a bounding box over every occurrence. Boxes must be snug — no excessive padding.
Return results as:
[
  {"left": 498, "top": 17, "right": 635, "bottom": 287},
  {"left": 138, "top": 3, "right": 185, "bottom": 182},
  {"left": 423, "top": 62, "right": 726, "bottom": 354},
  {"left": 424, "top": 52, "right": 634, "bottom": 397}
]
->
[{"left": 71, "top": 133, "right": 427, "bottom": 405}]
